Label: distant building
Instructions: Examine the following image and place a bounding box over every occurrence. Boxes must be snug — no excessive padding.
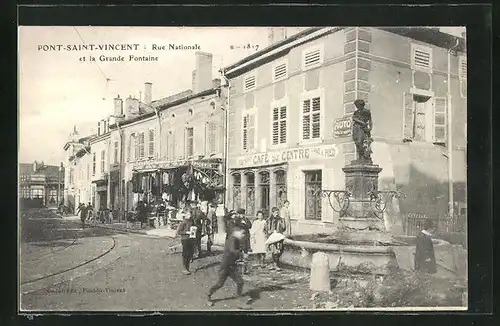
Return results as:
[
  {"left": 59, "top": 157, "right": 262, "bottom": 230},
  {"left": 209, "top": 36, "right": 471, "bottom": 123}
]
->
[
  {"left": 223, "top": 27, "right": 467, "bottom": 234},
  {"left": 19, "top": 161, "right": 64, "bottom": 207}
]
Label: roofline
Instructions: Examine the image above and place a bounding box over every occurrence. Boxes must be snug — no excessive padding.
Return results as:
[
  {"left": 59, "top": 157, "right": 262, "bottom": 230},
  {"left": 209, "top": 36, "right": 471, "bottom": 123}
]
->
[
  {"left": 223, "top": 27, "right": 324, "bottom": 73},
  {"left": 222, "top": 26, "right": 466, "bottom": 78},
  {"left": 109, "top": 87, "right": 219, "bottom": 129}
]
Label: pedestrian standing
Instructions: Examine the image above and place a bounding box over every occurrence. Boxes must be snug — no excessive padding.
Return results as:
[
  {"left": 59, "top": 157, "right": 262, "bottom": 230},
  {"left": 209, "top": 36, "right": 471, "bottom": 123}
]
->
[
  {"left": 207, "top": 225, "right": 251, "bottom": 307},
  {"left": 266, "top": 207, "right": 287, "bottom": 271},
  {"left": 236, "top": 208, "right": 252, "bottom": 255},
  {"left": 206, "top": 203, "right": 217, "bottom": 253},
  {"left": 250, "top": 211, "right": 267, "bottom": 266},
  {"left": 77, "top": 203, "right": 88, "bottom": 230},
  {"left": 279, "top": 200, "right": 292, "bottom": 237},
  {"left": 191, "top": 201, "right": 206, "bottom": 259},
  {"left": 176, "top": 210, "right": 197, "bottom": 275},
  {"left": 415, "top": 219, "right": 437, "bottom": 274}
]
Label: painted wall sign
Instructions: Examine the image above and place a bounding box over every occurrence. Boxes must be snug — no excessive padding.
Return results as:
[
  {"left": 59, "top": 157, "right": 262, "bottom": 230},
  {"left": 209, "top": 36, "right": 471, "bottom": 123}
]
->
[
  {"left": 133, "top": 159, "right": 221, "bottom": 171},
  {"left": 236, "top": 144, "right": 338, "bottom": 168},
  {"left": 334, "top": 116, "right": 352, "bottom": 138}
]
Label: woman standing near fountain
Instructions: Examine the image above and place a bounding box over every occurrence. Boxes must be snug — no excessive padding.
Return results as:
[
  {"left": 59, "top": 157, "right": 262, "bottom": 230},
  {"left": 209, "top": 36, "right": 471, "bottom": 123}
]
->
[
  {"left": 266, "top": 207, "right": 287, "bottom": 271},
  {"left": 250, "top": 211, "right": 267, "bottom": 267}
]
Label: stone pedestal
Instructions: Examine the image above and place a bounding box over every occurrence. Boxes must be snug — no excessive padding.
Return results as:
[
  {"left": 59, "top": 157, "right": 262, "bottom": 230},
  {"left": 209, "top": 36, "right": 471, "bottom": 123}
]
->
[
  {"left": 310, "top": 252, "right": 330, "bottom": 292},
  {"left": 341, "top": 161, "right": 384, "bottom": 230}
]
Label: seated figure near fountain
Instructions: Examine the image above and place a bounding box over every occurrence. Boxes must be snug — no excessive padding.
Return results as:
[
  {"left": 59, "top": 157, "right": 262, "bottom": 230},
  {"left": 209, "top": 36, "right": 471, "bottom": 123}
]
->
[{"left": 352, "top": 99, "right": 373, "bottom": 163}]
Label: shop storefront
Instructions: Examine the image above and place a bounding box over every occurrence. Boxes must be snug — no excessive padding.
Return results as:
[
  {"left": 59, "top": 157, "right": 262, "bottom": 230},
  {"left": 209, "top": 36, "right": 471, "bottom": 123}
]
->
[
  {"left": 92, "top": 179, "right": 108, "bottom": 210},
  {"left": 229, "top": 143, "right": 342, "bottom": 227},
  {"left": 129, "top": 158, "right": 225, "bottom": 210}
]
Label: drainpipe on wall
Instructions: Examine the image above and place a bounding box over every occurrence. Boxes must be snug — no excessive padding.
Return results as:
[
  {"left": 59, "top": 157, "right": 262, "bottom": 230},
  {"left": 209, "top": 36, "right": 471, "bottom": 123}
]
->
[
  {"left": 114, "top": 120, "right": 124, "bottom": 223},
  {"left": 447, "top": 38, "right": 460, "bottom": 219},
  {"left": 220, "top": 70, "right": 231, "bottom": 210}
]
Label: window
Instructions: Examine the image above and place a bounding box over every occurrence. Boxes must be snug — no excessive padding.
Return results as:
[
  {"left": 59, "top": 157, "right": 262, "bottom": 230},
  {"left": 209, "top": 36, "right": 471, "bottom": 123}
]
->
[
  {"left": 138, "top": 132, "right": 145, "bottom": 159},
  {"left": 304, "top": 170, "right": 322, "bottom": 220},
  {"left": 87, "top": 164, "right": 90, "bottom": 180},
  {"left": 242, "top": 112, "right": 256, "bottom": 151},
  {"left": 272, "top": 105, "right": 287, "bottom": 145},
  {"left": 113, "top": 141, "right": 119, "bottom": 163},
  {"left": 127, "top": 134, "right": 133, "bottom": 162},
  {"left": 232, "top": 173, "right": 241, "bottom": 210},
  {"left": 92, "top": 153, "right": 96, "bottom": 175},
  {"left": 207, "top": 122, "right": 217, "bottom": 154},
  {"left": 186, "top": 127, "right": 194, "bottom": 157},
  {"left": 301, "top": 91, "right": 323, "bottom": 142},
  {"left": 302, "top": 45, "right": 323, "bottom": 71},
  {"left": 148, "top": 129, "right": 155, "bottom": 158},
  {"left": 245, "top": 172, "right": 255, "bottom": 216},
  {"left": 167, "top": 131, "right": 176, "bottom": 161},
  {"left": 402, "top": 92, "right": 446, "bottom": 143},
  {"left": 100, "top": 150, "right": 105, "bottom": 173},
  {"left": 244, "top": 74, "right": 256, "bottom": 92},
  {"left": 434, "top": 97, "right": 447, "bottom": 143},
  {"left": 273, "top": 61, "right": 288, "bottom": 82},
  {"left": 275, "top": 170, "right": 287, "bottom": 209},
  {"left": 459, "top": 56, "right": 467, "bottom": 98},
  {"left": 259, "top": 171, "right": 270, "bottom": 214},
  {"left": 411, "top": 44, "right": 433, "bottom": 72}
]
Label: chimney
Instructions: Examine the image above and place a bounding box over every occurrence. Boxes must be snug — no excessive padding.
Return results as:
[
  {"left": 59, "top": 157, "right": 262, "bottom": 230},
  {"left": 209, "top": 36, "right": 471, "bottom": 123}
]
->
[
  {"left": 268, "top": 27, "right": 287, "bottom": 45},
  {"left": 212, "top": 78, "right": 221, "bottom": 88},
  {"left": 33, "top": 161, "right": 37, "bottom": 172},
  {"left": 124, "top": 96, "right": 140, "bottom": 119},
  {"left": 191, "top": 70, "right": 197, "bottom": 93},
  {"left": 194, "top": 52, "right": 213, "bottom": 93},
  {"left": 144, "top": 82, "right": 152, "bottom": 105},
  {"left": 113, "top": 95, "right": 123, "bottom": 117},
  {"left": 97, "top": 121, "right": 101, "bottom": 136}
]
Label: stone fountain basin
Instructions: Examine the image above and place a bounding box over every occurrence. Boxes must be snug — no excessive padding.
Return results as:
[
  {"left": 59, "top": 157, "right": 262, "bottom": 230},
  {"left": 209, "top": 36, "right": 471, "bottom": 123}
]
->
[{"left": 281, "top": 233, "right": 450, "bottom": 275}]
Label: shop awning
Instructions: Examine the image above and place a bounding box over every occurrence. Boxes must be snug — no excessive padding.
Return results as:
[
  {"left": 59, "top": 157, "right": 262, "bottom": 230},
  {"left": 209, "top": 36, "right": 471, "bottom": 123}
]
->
[{"left": 132, "top": 159, "right": 222, "bottom": 172}]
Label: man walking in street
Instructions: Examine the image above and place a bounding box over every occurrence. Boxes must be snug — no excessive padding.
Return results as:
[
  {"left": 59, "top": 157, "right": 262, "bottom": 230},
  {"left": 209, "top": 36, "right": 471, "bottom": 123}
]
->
[
  {"left": 176, "top": 210, "right": 197, "bottom": 275},
  {"left": 415, "top": 219, "right": 437, "bottom": 274},
  {"left": 207, "top": 224, "right": 252, "bottom": 308},
  {"left": 77, "top": 203, "right": 87, "bottom": 230},
  {"left": 191, "top": 201, "right": 207, "bottom": 259}
]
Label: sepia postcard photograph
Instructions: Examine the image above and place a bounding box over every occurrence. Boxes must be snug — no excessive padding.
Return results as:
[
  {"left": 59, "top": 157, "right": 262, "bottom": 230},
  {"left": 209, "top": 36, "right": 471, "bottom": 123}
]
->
[{"left": 18, "top": 25, "right": 468, "bottom": 312}]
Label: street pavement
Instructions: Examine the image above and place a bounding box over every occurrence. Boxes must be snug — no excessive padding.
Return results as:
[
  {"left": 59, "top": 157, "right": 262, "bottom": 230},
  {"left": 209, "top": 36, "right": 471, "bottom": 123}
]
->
[{"left": 20, "top": 209, "right": 313, "bottom": 311}]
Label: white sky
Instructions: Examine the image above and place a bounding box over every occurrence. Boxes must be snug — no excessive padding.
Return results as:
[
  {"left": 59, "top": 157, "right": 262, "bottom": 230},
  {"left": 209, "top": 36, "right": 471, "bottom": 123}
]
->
[{"left": 18, "top": 26, "right": 270, "bottom": 165}]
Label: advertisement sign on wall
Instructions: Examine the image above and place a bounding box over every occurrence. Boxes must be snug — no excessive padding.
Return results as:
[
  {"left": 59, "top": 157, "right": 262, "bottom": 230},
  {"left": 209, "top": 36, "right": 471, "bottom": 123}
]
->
[{"left": 334, "top": 116, "right": 352, "bottom": 138}]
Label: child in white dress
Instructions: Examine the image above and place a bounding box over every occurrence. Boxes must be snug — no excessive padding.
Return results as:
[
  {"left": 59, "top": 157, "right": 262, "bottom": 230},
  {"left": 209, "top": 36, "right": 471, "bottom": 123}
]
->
[{"left": 250, "top": 211, "right": 267, "bottom": 266}]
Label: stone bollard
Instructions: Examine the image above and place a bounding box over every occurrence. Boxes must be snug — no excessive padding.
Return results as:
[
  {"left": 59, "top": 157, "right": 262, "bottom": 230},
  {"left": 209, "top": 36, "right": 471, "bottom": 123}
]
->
[{"left": 310, "top": 252, "right": 331, "bottom": 292}]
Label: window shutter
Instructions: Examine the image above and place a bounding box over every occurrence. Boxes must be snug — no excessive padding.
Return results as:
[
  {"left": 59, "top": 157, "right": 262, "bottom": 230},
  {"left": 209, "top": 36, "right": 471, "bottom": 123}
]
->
[
  {"left": 208, "top": 122, "right": 217, "bottom": 154},
  {"left": 242, "top": 115, "right": 248, "bottom": 150},
  {"left": 280, "top": 106, "right": 287, "bottom": 144},
  {"left": 272, "top": 107, "right": 279, "bottom": 145},
  {"left": 302, "top": 99, "right": 311, "bottom": 140},
  {"left": 247, "top": 114, "right": 255, "bottom": 150},
  {"left": 403, "top": 92, "right": 414, "bottom": 139},
  {"left": 412, "top": 45, "right": 432, "bottom": 71},
  {"left": 434, "top": 97, "right": 447, "bottom": 143},
  {"left": 148, "top": 129, "right": 155, "bottom": 157},
  {"left": 311, "top": 97, "right": 321, "bottom": 139}
]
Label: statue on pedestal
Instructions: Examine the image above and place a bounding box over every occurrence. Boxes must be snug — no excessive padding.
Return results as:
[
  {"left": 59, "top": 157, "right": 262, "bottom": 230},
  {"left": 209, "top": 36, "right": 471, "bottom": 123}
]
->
[{"left": 351, "top": 99, "right": 373, "bottom": 163}]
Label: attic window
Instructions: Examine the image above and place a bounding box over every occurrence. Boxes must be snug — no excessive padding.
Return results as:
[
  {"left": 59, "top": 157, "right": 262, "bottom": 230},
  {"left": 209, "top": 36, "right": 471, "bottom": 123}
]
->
[
  {"left": 302, "top": 46, "right": 323, "bottom": 71},
  {"left": 411, "top": 44, "right": 433, "bottom": 72},
  {"left": 273, "top": 61, "right": 288, "bottom": 82},
  {"left": 244, "top": 74, "right": 256, "bottom": 92}
]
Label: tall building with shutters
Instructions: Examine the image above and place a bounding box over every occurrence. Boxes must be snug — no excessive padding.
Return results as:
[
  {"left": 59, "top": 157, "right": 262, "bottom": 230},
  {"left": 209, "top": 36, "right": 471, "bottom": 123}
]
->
[{"left": 223, "top": 27, "right": 467, "bottom": 235}]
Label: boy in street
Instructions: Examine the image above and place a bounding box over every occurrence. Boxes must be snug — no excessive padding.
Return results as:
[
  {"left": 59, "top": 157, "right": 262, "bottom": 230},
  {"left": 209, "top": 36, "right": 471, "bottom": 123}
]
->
[
  {"left": 266, "top": 207, "right": 287, "bottom": 271},
  {"left": 176, "top": 210, "right": 197, "bottom": 275},
  {"left": 207, "top": 224, "right": 252, "bottom": 308}
]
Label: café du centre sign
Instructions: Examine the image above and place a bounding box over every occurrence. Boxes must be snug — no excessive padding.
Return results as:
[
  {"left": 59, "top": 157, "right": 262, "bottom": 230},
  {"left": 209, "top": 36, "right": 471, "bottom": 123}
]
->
[{"left": 236, "top": 144, "right": 339, "bottom": 168}]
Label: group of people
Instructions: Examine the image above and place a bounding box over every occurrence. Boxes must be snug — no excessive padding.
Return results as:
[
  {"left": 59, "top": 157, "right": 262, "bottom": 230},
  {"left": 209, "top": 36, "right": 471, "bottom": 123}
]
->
[
  {"left": 176, "top": 200, "right": 291, "bottom": 307},
  {"left": 76, "top": 202, "right": 93, "bottom": 229}
]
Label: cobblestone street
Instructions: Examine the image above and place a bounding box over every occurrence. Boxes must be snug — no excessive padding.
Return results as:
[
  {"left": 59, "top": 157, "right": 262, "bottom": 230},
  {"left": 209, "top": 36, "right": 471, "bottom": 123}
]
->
[{"left": 20, "top": 210, "right": 314, "bottom": 311}]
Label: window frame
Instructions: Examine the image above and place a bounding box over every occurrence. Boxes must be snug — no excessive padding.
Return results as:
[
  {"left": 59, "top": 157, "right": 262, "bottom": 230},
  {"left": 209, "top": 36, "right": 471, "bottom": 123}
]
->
[
  {"left": 186, "top": 127, "right": 194, "bottom": 158},
  {"left": 270, "top": 98, "right": 289, "bottom": 148},
  {"left": 299, "top": 88, "right": 325, "bottom": 145},
  {"left": 410, "top": 43, "right": 433, "bottom": 73},
  {"left": 206, "top": 121, "right": 217, "bottom": 155},
  {"left": 272, "top": 59, "right": 289, "bottom": 83},
  {"left": 113, "top": 140, "right": 119, "bottom": 164},
  {"left": 243, "top": 72, "right": 257, "bottom": 93},
  {"left": 92, "top": 152, "right": 96, "bottom": 176},
  {"left": 100, "top": 149, "right": 106, "bottom": 174},
  {"left": 304, "top": 169, "right": 323, "bottom": 221},
  {"left": 433, "top": 97, "right": 447, "bottom": 144},
  {"left": 138, "top": 132, "right": 145, "bottom": 159},
  {"left": 301, "top": 44, "right": 324, "bottom": 71}
]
